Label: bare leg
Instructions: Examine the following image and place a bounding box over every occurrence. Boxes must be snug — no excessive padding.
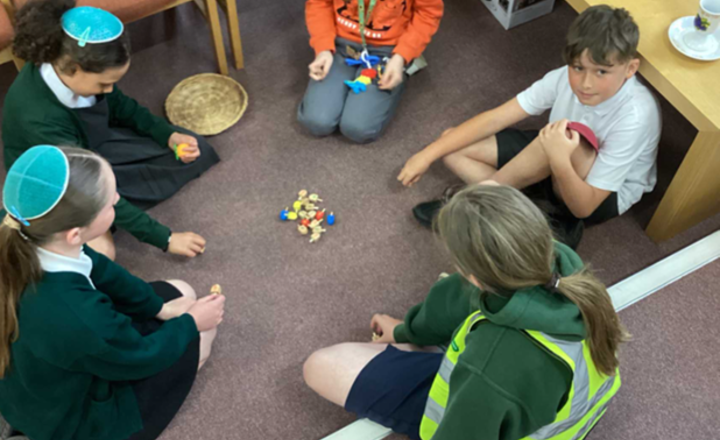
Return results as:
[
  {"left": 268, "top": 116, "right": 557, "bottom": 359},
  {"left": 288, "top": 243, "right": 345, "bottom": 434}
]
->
[
  {"left": 442, "top": 133, "right": 500, "bottom": 184},
  {"left": 87, "top": 230, "right": 116, "bottom": 261},
  {"left": 303, "top": 342, "right": 441, "bottom": 408},
  {"left": 165, "top": 280, "right": 217, "bottom": 370},
  {"left": 493, "top": 138, "right": 597, "bottom": 191}
]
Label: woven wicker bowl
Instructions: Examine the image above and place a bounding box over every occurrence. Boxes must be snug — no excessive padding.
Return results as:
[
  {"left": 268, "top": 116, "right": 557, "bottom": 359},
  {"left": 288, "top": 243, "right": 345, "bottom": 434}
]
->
[{"left": 165, "top": 73, "right": 248, "bottom": 136}]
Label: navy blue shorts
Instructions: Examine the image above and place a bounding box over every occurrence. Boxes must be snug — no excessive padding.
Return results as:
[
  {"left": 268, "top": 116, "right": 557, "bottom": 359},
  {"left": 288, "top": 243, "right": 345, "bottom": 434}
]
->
[{"left": 344, "top": 346, "right": 443, "bottom": 440}]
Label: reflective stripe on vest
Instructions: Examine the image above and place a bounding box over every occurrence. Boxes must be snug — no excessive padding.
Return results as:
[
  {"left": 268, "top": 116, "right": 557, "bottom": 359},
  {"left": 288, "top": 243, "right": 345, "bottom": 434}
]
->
[{"left": 419, "top": 312, "right": 621, "bottom": 440}]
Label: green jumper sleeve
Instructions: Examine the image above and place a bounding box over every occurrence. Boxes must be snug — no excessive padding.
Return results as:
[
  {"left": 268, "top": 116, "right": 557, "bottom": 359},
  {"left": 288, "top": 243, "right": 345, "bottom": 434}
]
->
[
  {"left": 86, "top": 246, "right": 164, "bottom": 320},
  {"left": 393, "top": 273, "right": 478, "bottom": 345},
  {"left": 106, "top": 87, "right": 176, "bottom": 148}
]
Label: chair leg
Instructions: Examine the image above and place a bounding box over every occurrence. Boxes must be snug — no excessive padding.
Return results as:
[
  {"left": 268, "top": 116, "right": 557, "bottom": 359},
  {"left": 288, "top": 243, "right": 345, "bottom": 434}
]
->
[
  {"left": 12, "top": 56, "right": 24, "bottom": 71},
  {"left": 219, "top": 0, "right": 244, "bottom": 70},
  {"left": 203, "top": 0, "right": 229, "bottom": 75}
]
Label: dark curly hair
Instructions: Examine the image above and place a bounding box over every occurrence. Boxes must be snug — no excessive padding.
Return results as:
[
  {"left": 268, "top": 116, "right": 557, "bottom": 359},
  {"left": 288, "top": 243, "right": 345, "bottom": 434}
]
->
[
  {"left": 563, "top": 5, "right": 639, "bottom": 66},
  {"left": 13, "top": 0, "right": 131, "bottom": 74}
]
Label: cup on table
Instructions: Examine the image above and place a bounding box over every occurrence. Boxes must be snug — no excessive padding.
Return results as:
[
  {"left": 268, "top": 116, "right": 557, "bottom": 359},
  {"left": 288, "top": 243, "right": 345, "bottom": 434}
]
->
[{"left": 685, "top": 0, "right": 720, "bottom": 52}]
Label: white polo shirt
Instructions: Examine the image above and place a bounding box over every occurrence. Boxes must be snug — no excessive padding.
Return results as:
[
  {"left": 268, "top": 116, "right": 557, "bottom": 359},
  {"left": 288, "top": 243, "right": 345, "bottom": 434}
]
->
[
  {"left": 36, "top": 246, "right": 96, "bottom": 288},
  {"left": 516, "top": 66, "right": 662, "bottom": 214}
]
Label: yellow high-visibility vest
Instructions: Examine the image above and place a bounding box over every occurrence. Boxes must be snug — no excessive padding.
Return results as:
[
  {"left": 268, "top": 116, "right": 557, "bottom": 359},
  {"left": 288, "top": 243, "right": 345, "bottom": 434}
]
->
[{"left": 419, "top": 311, "right": 621, "bottom": 440}]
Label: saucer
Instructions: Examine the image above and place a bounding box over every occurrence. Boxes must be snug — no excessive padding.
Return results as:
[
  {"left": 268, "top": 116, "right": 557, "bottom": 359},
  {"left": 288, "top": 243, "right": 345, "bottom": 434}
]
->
[{"left": 668, "top": 16, "right": 720, "bottom": 61}]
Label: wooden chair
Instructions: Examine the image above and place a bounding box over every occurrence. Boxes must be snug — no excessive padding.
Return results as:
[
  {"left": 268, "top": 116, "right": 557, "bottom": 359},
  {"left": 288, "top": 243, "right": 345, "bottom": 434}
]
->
[
  {"left": 12, "top": 0, "right": 243, "bottom": 74},
  {"left": 0, "top": 0, "right": 23, "bottom": 71}
]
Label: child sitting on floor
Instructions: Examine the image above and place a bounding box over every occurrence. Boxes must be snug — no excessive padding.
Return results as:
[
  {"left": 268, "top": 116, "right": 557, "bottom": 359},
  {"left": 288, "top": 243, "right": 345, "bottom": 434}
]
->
[
  {"left": 298, "top": 0, "right": 444, "bottom": 144},
  {"left": 304, "top": 184, "right": 627, "bottom": 440},
  {"left": 398, "top": 5, "right": 661, "bottom": 249},
  {"left": 0, "top": 146, "right": 225, "bottom": 440},
  {"left": 3, "top": 0, "right": 220, "bottom": 259}
]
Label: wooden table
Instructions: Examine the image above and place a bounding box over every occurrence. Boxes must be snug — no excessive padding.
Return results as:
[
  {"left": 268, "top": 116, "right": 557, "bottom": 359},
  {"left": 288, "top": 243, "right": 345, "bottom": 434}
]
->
[{"left": 565, "top": 0, "right": 720, "bottom": 241}]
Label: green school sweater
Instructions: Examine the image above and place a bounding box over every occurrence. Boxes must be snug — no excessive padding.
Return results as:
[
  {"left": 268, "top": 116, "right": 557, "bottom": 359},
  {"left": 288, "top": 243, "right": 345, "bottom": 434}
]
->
[
  {"left": 1, "top": 63, "right": 174, "bottom": 250},
  {"left": 394, "top": 242, "right": 587, "bottom": 440},
  {"left": 0, "top": 246, "right": 199, "bottom": 440}
]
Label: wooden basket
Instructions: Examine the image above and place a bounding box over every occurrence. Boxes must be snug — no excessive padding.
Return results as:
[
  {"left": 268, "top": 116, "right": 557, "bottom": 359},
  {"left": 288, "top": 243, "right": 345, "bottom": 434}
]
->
[{"left": 165, "top": 73, "right": 248, "bottom": 136}]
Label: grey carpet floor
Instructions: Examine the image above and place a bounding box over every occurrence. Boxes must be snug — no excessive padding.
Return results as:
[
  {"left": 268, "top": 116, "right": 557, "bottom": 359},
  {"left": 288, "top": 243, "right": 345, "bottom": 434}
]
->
[{"left": 0, "top": 0, "right": 717, "bottom": 439}]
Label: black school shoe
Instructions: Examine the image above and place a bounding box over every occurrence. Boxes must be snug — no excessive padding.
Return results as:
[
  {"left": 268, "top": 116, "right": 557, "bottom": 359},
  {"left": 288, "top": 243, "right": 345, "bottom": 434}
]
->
[
  {"left": 547, "top": 212, "right": 584, "bottom": 250},
  {"left": 413, "top": 185, "right": 464, "bottom": 229}
]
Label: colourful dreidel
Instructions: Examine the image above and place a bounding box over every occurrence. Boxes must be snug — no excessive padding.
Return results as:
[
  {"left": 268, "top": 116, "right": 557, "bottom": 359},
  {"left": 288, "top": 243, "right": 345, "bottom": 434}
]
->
[
  {"left": 298, "top": 225, "right": 309, "bottom": 235},
  {"left": 301, "top": 218, "right": 311, "bottom": 227},
  {"left": 309, "top": 193, "right": 323, "bottom": 202},
  {"left": 292, "top": 200, "right": 303, "bottom": 212},
  {"left": 315, "top": 209, "right": 326, "bottom": 220},
  {"left": 279, "top": 208, "right": 289, "bottom": 221},
  {"left": 287, "top": 211, "right": 298, "bottom": 221},
  {"left": 327, "top": 212, "right": 336, "bottom": 226},
  {"left": 210, "top": 284, "right": 223, "bottom": 296},
  {"left": 298, "top": 189, "right": 308, "bottom": 199}
]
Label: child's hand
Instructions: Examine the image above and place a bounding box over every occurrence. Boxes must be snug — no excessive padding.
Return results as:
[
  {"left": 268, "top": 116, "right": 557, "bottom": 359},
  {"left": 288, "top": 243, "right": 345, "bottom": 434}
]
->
[
  {"left": 370, "top": 314, "right": 402, "bottom": 344},
  {"left": 398, "top": 151, "right": 432, "bottom": 187},
  {"left": 539, "top": 119, "right": 580, "bottom": 164},
  {"left": 378, "top": 54, "right": 405, "bottom": 90},
  {"left": 187, "top": 294, "right": 225, "bottom": 332},
  {"left": 168, "top": 232, "right": 207, "bottom": 258},
  {"left": 168, "top": 133, "right": 201, "bottom": 164},
  {"left": 309, "top": 50, "right": 334, "bottom": 81},
  {"left": 157, "top": 296, "right": 196, "bottom": 321}
]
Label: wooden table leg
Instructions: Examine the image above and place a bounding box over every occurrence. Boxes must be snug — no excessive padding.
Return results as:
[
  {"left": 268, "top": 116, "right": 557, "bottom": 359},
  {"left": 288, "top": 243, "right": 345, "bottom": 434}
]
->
[
  {"left": 218, "top": 0, "right": 244, "bottom": 70},
  {"left": 646, "top": 130, "right": 720, "bottom": 241},
  {"left": 203, "top": 0, "right": 229, "bottom": 75}
]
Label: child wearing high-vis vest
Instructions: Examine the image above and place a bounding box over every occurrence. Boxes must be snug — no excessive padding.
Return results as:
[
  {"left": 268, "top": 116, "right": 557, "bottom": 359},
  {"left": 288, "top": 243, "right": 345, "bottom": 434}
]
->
[{"left": 304, "top": 184, "right": 628, "bottom": 440}]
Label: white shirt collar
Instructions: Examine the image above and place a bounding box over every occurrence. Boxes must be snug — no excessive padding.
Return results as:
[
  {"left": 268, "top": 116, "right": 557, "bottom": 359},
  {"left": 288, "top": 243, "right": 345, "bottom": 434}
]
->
[
  {"left": 39, "top": 63, "right": 97, "bottom": 109},
  {"left": 36, "top": 247, "right": 95, "bottom": 288}
]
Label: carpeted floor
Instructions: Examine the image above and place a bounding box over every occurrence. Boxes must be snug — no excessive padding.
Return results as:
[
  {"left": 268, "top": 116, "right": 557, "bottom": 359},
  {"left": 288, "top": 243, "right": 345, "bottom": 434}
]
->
[{"left": 0, "top": 0, "right": 718, "bottom": 439}]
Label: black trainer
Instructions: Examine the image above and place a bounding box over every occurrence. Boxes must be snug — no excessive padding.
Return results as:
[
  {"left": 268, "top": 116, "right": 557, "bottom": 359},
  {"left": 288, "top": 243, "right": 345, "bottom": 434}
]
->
[
  {"left": 413, "top": 199, "right": 443, "bottom": 228},
  {"left": 412, "top": 185, "right": 465, "bottom": 229}
]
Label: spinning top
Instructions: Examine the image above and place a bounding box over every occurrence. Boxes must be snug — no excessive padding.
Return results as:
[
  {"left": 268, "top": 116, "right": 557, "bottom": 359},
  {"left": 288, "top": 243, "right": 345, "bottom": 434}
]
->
[
  {"left": 327, "top": 212, "right": 336, "bottom": 226},
  {"left": 210, "top": 284, "right": 223, "bottom": 296},
  {"left": 298, "top": 225, "right": 309, "bottom": 235}
]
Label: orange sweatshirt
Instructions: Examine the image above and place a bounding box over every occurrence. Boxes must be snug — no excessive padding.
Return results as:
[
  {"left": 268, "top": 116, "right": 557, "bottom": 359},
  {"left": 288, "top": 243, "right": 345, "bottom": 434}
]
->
[{"left": 306, "top": 0, "right": 444, "bottom": 63}]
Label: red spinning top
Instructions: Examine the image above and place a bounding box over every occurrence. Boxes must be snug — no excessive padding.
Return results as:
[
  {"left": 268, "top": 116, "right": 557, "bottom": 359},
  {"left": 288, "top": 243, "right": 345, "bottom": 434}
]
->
[
  {"left": 315, "top": 210, "right": 325, "bottom": 220},
  {"left": 361, "top": 68, "right": 377, "bottom": 79},
  {"left": 301, "top": 218, "right": 311, "bottom": 227}
]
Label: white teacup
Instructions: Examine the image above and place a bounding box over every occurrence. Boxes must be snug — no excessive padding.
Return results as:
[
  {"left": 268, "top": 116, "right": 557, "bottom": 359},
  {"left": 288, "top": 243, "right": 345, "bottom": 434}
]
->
[{"left": 684, "top": 0, "right": 720, "bottom": 52}]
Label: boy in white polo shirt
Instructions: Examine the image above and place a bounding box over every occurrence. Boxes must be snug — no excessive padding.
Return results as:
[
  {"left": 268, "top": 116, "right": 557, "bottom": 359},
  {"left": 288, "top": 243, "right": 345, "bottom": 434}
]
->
[{"left": 398, "top": 5, "right": 661, "bottom": 248}]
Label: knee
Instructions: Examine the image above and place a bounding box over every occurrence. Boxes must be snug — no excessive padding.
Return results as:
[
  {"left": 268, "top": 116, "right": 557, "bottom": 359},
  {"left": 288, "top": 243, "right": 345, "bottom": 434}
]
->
[
  {"left": 165, "top": 280, "right": 197, "bottom": 300},
  {"left": 339, "top": 120, "right": 381, "bottom": 144},
  {"left": 442, "top": 151, "right": 462, "bottom": 170},
  {"left": 303, "top": 343, "right": 346, "bottom": 390},
  {"left": 298, "top": 105, "right": 339, "bottom": 137}
]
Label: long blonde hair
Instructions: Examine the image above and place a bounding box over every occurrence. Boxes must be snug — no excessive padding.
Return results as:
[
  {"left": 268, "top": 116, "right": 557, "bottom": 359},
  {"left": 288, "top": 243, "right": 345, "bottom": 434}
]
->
[
  {"left": 0, "top": 147, "right": 108, "bottom": 378},
  {"left": 436, "top": 184, "right": 629, "bottom": 376}
]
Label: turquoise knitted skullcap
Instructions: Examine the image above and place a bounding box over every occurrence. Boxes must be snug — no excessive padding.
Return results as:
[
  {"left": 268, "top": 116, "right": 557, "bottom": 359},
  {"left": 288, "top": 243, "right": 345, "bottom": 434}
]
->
[
  {"left": 62, "top": 6, "right": 124, "bottom": 47},
  {"left": 3, "top": 146, "right": 70, "bottom": 226}
]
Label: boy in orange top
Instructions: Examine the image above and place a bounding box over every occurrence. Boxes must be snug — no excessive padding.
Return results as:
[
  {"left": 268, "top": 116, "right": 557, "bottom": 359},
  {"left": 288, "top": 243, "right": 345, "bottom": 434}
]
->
[{"left": 298, "top": 0, "right": 443, "bottom": 144}]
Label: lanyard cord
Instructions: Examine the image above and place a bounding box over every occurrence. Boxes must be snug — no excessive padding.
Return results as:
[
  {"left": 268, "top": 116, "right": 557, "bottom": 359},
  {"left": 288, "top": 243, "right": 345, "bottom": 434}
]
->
[{"left": 357, "top": 0, "right": 378, "bottom": 50}]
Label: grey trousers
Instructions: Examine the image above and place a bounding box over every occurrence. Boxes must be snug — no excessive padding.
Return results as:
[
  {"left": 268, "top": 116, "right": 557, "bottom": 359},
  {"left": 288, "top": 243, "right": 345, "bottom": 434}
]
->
[{"left": 297, "top": 38, "right": 407, "bottom": 144}]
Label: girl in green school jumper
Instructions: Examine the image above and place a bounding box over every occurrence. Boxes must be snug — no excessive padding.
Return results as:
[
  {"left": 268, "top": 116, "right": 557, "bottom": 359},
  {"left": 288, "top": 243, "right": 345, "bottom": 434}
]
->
[
  {"left": 0, "top": 146, "right": 225, "bottom": 440},
  {"left": 2, "top": 0, "right": 220, "bottom": 259},
  {"left": 304, "top": 184, "right": 628, "bottom": 440}
]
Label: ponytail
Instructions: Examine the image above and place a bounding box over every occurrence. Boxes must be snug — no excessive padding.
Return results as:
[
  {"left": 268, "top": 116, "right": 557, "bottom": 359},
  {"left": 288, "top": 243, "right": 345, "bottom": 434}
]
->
[
  {"left": 0, "top": 147, "right": 108, "bottom": 377},
  {"left": 0, "top": 225, "right": 42, "bottom": 378},
  {"left": 13, "top": 0, "right": 75, "bottom": 65},
  {"left": 438, "top": 184, "right": 629, "bottom": 378},
  {"left": 13, "top": 0, "right": 131, "bottom": 74},
  {"left": 556, "top": 269, "right": 630, "bottom": 376}
]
